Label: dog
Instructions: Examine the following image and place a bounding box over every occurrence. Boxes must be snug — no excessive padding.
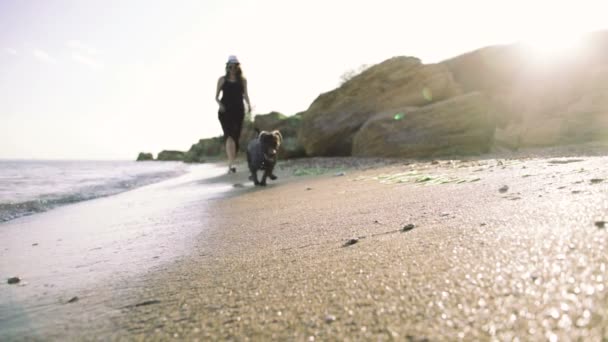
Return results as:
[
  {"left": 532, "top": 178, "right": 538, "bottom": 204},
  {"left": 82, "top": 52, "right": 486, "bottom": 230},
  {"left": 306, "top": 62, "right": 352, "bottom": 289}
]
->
[{"left": 246, "top": 130, "right": 282, "bottom": 186}]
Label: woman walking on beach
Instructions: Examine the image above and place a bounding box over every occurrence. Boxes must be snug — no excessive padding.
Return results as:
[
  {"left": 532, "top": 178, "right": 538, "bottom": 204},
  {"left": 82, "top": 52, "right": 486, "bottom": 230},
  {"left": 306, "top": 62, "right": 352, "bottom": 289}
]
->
[{"left": 215, "top": 55, "right": 252, "bottom": 173}]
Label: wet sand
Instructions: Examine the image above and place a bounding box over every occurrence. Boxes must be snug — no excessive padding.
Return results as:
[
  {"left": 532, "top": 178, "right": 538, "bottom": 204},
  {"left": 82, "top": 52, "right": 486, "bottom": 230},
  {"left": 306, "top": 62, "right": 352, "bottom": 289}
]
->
[
  {"left": 0, "top": 163, "right": 232, "bottom": 339},
  {"left": 4, "top": 148, "right": 608, "bottom": 340}
]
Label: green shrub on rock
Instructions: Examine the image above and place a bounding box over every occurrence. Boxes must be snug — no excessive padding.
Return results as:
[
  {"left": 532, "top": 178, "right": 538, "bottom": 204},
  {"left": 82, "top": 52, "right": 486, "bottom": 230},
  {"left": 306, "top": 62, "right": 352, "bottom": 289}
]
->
[
  {"left": 136, "top": 152, "right": 154, "bottom": 161},
  {"left": 157, "top": 150, "right": 185, "bottom": 161}
]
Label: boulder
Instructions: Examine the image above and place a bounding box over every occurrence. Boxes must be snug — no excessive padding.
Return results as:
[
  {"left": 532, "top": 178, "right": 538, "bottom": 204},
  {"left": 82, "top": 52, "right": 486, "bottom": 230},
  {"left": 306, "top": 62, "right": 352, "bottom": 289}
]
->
[
  {"left": 352, "top": 92, "right": 496, "bottom": 157},
  {"left": 443, "top": 31, "right": 608, "bottom": 148},
  {"left": 136, "top": 152, "right": 153, "bottom": 161},
  {"left": 493, "top": 125, "right": 523, "bottom": 151},
  {"left": 298, "top": 56, "right": 463, "bottom": 156},
  {"left": 442, "top": 44, "right": 528, "bottom": 94},
  {"left": 253, "top": 111, "right": 287, "bottom": 129},
  {"left": 184, "top": 137, "right": 223, "bottom": 163},
  {"left": 156, "top": 150, "right": 185, "bottom": 161}
]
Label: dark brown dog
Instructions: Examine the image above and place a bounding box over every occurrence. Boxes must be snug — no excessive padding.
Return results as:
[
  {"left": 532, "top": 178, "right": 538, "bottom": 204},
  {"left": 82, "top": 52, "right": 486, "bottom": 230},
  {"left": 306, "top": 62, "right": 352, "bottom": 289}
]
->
[{"left": 246, "top": 130, "right": 282, "bottom": 186}]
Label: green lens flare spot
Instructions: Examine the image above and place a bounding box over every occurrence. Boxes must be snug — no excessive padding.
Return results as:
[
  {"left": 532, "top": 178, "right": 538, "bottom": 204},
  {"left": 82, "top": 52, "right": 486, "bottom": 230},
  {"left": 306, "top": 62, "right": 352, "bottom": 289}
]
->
[
  {"left": 394, "top": 113, "right": 405, "bottom": 120},
  {"left": 422, "top": 87, "right": 432, "bottom": 101}
]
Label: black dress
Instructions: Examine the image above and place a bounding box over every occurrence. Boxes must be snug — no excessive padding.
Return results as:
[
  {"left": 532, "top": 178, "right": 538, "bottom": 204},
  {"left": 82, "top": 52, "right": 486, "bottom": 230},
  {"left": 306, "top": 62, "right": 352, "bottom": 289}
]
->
[{"left": 218, "top": 79, "right": 245, "bottom": 150}]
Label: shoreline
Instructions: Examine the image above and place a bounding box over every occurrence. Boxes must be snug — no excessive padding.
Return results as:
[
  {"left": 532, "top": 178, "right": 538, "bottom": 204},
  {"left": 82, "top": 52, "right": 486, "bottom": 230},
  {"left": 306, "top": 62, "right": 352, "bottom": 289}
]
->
[
  {"left": 4, "top": 146, "right": 608, "bottom": 340},
  {"left": 0, "top": 160, "right": 189, "bottom": 224},
  {"left": 0, "top": 163, "right": 233, "bottom": 339}
]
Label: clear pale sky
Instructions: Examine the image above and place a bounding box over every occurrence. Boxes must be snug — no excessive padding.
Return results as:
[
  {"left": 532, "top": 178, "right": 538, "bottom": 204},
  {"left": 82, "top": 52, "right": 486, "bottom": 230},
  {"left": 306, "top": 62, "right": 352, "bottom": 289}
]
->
[{"left": 1, "top": 0, "right": 607, "bottom": 160}]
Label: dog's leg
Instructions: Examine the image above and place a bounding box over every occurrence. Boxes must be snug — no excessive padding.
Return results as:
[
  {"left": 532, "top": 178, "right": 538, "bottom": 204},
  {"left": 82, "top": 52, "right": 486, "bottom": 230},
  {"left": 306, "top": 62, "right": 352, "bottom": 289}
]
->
[
  {"left": 260, "top": 170, "right": 268, "bottom": 186},
  {"left": 250, "top": 168, "right": 260, "bottom": 185},
  {"left": 268, "top": 164, "right": 277, "bottom": 180},
  {"left": 252, "top": 171, "right": 261, "bottom": 185},
  {"left": 246, "top": 152, "right": 253, "bottom": 181}
]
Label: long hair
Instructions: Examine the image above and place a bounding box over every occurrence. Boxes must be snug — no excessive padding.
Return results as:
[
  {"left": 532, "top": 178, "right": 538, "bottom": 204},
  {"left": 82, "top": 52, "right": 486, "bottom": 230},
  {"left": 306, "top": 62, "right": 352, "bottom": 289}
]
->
[{"left": 225, "top": 63, "right": 244, "bottom": 85}]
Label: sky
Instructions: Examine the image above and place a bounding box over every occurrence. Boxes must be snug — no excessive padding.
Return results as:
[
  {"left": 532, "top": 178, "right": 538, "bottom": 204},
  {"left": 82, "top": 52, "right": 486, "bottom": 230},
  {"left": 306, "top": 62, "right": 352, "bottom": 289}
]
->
[{"left": 1, "top": 0, "right": 607, "bottom": 160}]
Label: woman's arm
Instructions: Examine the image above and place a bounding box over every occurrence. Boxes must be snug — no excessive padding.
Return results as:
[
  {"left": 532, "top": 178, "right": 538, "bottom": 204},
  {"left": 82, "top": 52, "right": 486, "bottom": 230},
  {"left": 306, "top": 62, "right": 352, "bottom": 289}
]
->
[
  {"left": 242, "top": 77, "right": 252, "bottom": 113},
  {"left": 216, "top": 76, "right": 225, "bottom": 111}
]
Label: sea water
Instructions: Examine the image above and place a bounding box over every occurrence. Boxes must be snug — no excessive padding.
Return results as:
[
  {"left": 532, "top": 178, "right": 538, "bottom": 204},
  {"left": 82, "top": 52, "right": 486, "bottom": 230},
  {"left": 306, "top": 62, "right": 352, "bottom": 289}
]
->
[
  {"left": 0, "top": 160, "right": 188, "bottom": 223},
  {"left": 0, "top": 161, "right": 233, "bottom": 337}
]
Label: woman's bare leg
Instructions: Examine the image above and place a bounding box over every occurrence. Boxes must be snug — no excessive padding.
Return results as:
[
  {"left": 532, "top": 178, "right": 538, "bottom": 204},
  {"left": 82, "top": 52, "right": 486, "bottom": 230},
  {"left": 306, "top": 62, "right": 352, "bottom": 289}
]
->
[{"left": 226, "top": 137, "right": 236, "bottom": 170}]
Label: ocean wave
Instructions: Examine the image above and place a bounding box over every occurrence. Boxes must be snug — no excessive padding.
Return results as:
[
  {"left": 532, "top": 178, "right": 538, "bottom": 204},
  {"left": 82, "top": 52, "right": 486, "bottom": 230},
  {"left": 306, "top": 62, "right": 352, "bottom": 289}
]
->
[{"left": 0, "top": 170, "right": 185, "bottom": 223}]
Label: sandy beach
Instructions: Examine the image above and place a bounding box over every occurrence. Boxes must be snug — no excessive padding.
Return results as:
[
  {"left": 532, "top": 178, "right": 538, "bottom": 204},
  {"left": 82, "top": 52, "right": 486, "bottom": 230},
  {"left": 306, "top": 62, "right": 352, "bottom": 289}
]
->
[{"left": 3, "top": 147, "right": 608, "bottom": 340}]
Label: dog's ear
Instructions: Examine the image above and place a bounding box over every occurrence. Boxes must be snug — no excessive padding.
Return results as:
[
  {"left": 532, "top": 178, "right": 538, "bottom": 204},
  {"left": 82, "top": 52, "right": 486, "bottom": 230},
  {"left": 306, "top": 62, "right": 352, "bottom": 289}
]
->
[{"left": 272, "top": 130, "right": 283, "bottom": 145}]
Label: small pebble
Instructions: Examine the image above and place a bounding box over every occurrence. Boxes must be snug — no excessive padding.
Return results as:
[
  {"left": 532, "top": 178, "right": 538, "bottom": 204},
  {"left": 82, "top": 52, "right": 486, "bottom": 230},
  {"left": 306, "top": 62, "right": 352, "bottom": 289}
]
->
[
  {"left": 590, "top": 178, "right": 604, "bottom": 184},
  {"left": 334, "top": 172, "right": 346, "bottom": 177},
  {"left": 7, "top": 277, "right": 20, "bottom": 285},
  {"left": 306, "top": 187, "right": 312, "bottom": 191},
  {"left": 325, "top": 315, "right": 336, "bottom": 323},
  {"left": 499, "top": 185, "right": 509, "bottom": 193},
  {"left": 32, "top": 243, "right": 38, "bottom": 246},
  {"left": 596, "top": 221, "right": 606, "bottom": 229},
  {"left": 343, "top": 238, "right": 359, "bottom": 247},
  {"left": 402, "top": 223, "right": 415, "bottom": 232},
  {"left": 67, "top": 296, "right": 79, "bottom": 303}
]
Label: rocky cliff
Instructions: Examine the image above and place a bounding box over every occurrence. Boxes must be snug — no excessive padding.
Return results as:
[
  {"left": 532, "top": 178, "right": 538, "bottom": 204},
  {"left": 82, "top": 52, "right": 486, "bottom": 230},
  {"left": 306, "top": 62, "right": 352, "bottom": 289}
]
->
[{"left": 299, "top": 30, "right": 608, "bottom": 157}]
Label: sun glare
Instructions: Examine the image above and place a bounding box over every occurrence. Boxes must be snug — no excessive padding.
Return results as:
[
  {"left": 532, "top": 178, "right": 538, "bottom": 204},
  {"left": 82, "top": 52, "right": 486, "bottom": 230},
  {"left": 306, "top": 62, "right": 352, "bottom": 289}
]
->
[{"left": 521, "top": 30, "right": 584, "bottom": 62}]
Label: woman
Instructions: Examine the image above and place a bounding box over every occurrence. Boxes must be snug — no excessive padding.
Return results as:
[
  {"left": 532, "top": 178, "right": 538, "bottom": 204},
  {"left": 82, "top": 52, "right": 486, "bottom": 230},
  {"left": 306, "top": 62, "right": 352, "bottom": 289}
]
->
[{"left": 215, "top": 55, "right": 251, "bottom": 173}]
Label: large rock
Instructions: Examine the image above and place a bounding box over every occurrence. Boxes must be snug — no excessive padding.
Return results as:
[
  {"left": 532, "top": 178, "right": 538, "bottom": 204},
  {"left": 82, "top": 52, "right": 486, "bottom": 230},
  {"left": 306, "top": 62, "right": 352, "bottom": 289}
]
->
[
  {"left": 443, "top": 31, "right": 608, "bottom": 148},
  {"left": 298, "top": 56, "right": 463, "bottom": 156},
  {"left": 157, "top": 150, "right": 185, "bottom": 161},
  {"left": 520, "top": 64, "right": 608, "bottom": 146},
  {"left": 254, "top": 112, "right": 306, "bottom": 159},
  {"left": 136, "top": 152, "right": 153, "bottom": 161},
  {"left": 352, "top": 92, "right": 496, "bottom": 157},
  {"left": 443, "top": 44, "right": 527, "bottom": 95},
  {"left": 253, "top": 111, "right": 286, "bottom": 129},
  {"left": 184, "top": 137, "right": 223, "bottom": 163}
]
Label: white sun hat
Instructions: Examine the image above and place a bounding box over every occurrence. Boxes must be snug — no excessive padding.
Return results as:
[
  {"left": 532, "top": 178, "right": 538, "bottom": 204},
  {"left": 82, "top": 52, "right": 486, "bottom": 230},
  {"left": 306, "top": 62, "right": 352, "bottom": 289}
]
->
[{"left": 227, "top": 55, "right": 239, "bottom": 64}]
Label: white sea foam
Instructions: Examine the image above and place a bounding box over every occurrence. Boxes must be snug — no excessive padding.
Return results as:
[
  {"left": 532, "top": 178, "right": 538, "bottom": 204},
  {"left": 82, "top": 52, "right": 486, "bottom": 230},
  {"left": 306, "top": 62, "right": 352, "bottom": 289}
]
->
[{"left": 0, "top": 160, "right": 189, "bottom": 223}]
